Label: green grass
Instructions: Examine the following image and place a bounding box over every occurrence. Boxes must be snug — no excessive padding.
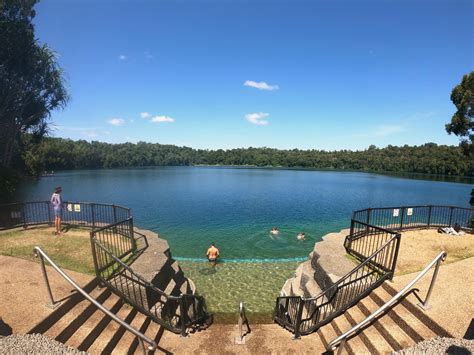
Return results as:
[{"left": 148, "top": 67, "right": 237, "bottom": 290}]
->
[{"left": 0, "top": 226, "right": 96, "bottom": 275}]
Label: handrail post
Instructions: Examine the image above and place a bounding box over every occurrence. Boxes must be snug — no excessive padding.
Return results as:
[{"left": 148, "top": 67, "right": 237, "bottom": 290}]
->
[
  {"left": 337, "top": 338, "right": 347, "bottom": 355},
  {"left": 399, "top": 207, "right": 405, "bottom": 230},
  {"left": 113, "top": 204, "right": 117, "bottom": 224},
  {"left": 47, "top": 201, "right": 52, "bottom": 225},
  {"left": 418, "top": 256, "right": 443, "bottom": 310},
  {"left": 293, "top": 298, "right": 304, "bottom": 340},
  {"left": 427, "top": 205, "right": 432, "bottom": 227},
  {"left": 22, "top": 203, "right": 27, "bottom": 229},
  {"left": 365, "top": 209, "right": 371, "bottom": 235},
  {"left": 130, "top": 218, "right": 137, "bottom": 250},
  {"left": 91, "top": 203, "right": 95, "bottom": 229},
  {"left": 448, "top": 207, "right": 454, "bottom": 227},
  {"left": 389, "top": 234, "right": 402, "bottom": 280},
  {"left": 35, "top": 252, "right": 59, "bottom": 309},
  {"left": 235, "top": 301, "right": 251, "bottom": 344},
  {"left": 138, "top": 337, "right": 146, "bottom": 355},
  {"left": 180, "top": 297, "right": 187, "bottom": 337}
]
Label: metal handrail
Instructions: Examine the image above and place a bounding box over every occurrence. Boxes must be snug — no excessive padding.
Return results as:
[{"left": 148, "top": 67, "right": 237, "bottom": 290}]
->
[
  {"left": 33, "top": 246, "right": 157, "bottom": 353},
  {"left": 304, "top": 233, "right": 400, "bottom": 302},
  {"left": 326, "top": 251, "right": 448, "bottom": 352},
  {"left": 237, "top": 301, "right": 251, "bottom": 343},
  {"left": 91, "top": 237, "right": 174, "bottom": 300}
]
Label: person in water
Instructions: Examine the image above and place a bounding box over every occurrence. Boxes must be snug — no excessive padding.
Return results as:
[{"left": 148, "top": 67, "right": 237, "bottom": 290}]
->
[
  {"left": 297, "top": 232, "right": 305, "bottom": 240},
  {"left": 206, "top": 242, "right": 220, "bottom": 266},
  {"left": 270, "top": 227, "right": 280, "bottom": 235},
  {"left": 50, "top": 186, "right": 63, "bottom": 236}
]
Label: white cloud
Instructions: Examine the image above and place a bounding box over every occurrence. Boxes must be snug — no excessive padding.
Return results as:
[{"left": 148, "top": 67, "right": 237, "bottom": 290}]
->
[
  {"left": 151, "top": 115, "right": 175, "bottom": 123},
  {"left": 244, "top": 80, "right": 279, "bottom": 91},
  {"left": 245, "top": 112, "right": 269, "bottom": 126},
  {"left": 103, "top": 131, "right": 111, "bottom": 135},
  {"left": 140, "top": 112, "right": 151, "bottom": 119},
  {"left": 119, "top": 54, "right": 127, "bottom": 60},
  {"left": 107, "top": 118, "right": 125, "bottom": 126}
]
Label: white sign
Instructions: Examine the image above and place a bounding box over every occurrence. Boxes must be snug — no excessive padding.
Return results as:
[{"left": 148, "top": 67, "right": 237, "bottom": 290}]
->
[
  {"left": 67, "top": 204, "right": 73, "bottom": 212},
  {"left": 74, "top": 204, "right": 81, "bottom": 212},
  {"left": 393, "top": 209, "right": 399, "bottom": 217},
  {"left": 11, "top": 211, "right": 21, "bottom": 219},
  {"left": 407, "top": 208, "right": 413, "bottom": 216}
]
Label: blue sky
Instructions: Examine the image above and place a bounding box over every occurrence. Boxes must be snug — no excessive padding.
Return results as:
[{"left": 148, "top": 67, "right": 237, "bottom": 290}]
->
[{"left": 34, "top": 0, "right": 473, "bottom": 150}]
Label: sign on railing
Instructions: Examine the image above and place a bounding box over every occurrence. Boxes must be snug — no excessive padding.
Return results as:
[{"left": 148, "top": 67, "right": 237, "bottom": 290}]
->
[{"left": 0, "top": 201, "right": 131, "bottom": 230}]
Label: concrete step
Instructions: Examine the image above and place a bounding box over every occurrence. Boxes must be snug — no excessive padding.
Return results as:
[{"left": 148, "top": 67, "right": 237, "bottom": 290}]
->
[
  {"left": 300, "top": 260, "right": 323, "bottom": 299},
  {"left": 343, "top": 298, "right": 393, "bottom": 354},
  {"left": 311, "top": 230, "right": 355, "bottom": 291},
  {"left": 331, "top": 309, "right": 367, "bottom": 355}
]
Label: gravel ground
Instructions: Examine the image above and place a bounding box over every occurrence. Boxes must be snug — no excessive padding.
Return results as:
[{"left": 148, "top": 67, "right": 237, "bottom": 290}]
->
[
  {"left": 395, "top": 337, "right": 474, "bottom": 354},
  {"left": 0, "top": 334, "right": 88, "bottom": 354}
]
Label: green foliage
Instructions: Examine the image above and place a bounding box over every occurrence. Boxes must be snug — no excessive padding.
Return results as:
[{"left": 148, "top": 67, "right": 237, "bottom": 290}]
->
[
  {"left": 446, "top": 71, "right": 474, "bottom": 157},
  {"left": 28, "top": 137, "right": 474, "bottom": 176},
  {"left": 0, "top": 0, "right": 69, "bottom": 169},
  {"left": 0, "top": 167, "right": 19, "bottom": 201}
]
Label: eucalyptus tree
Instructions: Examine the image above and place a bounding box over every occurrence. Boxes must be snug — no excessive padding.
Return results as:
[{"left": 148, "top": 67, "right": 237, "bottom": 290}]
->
[{"left": 446, "top": 71, "right": 474, "bottom": 158}]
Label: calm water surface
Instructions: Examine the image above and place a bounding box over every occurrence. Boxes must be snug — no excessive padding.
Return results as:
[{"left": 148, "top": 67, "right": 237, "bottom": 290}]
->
[
  {"left": 16, "top": 167, "right": 472, "bottom": 259},
  {"left": 16, "top": 167, "right": 473, "bottom": 315}
]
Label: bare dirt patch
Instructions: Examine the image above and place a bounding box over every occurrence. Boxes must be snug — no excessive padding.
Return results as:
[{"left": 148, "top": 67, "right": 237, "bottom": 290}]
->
[{"left": 396, "top": 228, "right": 474, "bottom": 275}]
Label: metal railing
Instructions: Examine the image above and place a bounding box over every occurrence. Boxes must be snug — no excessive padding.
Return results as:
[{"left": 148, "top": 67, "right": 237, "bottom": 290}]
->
[
  {"left": 235, "top": 301, "right": 251, "bottom": 344},
  {"left": 0, "top": 201, "right": 209, "bottom": 337},
  {"left": 90, "top": 220, "right": 208, "bottom": 336},
  {"left": 0, "top": 201, "right": 131, "bottom": 230},
  {"left": 326, "top": 251, "right": 448, "bottom": 353},
  {"left": 33, "top": 246, "right": 157, "bottom": 354},
  {"left": 275, "top": 229, "right": 401, "bottom": 338},
  {"left": 351, "top": 205, "right": 473, "bottom": 234},
  {"left": 274, "top": 204, "right": 471, "bottom": 337},
  {"left": 346, "top": 205, "right": 472, "bottom": 262}
]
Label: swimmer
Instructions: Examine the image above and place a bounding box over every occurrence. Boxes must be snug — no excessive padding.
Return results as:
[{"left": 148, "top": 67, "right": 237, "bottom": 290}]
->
[
  {"left": 297, "top": 232, "right": 305, "bottom": 240},
  {"left": 206, "top": 242, "right": 220, "bottom": 267},
  {"left": 270, "top": 227, "right": 280, "bottom": 235}
]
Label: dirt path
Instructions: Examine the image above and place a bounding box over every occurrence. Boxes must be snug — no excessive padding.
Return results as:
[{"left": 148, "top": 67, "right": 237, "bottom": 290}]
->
[{"left": 0, "top": 255, "right": 93, "bottom": 335}]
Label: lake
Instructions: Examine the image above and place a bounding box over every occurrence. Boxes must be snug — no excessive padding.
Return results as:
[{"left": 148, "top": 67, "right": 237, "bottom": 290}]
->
[
  {"left": 15, "top": 167, "right": 473, "bottom": 317},
  {"left": 16, "top": 167, "right": 473, "bottom": 260}
]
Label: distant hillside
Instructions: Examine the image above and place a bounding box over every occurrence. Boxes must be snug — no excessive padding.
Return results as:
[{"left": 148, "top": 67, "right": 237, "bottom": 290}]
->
[{"left": 23, "top": 137, "right": 473, "bottom": 177}]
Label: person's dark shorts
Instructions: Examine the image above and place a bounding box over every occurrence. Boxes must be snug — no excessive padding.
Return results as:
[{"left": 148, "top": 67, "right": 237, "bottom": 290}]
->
[{"left": 208, "top": 258, "right": 217, "bottom": 262}]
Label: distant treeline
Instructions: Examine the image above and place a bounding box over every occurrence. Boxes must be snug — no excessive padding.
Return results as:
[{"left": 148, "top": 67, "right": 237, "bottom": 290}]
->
[{"left": 21, "top": 137, "right": 473, "bottom": 177}]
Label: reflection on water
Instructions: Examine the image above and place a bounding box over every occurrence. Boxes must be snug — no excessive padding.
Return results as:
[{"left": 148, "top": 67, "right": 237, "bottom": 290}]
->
[{"left": 179, "top": 260, "right": 300, "bottom": 321}]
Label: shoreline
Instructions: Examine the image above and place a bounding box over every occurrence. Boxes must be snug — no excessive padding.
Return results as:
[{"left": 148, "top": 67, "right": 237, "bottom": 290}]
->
[{"left": 29, "top": 165, "right": 474, "bottom": 185}]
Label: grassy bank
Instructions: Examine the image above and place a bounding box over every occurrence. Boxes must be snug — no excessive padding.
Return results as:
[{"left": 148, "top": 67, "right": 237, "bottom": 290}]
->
[{"left": 0, "top": 226, "right": 95, "bottom": 275}]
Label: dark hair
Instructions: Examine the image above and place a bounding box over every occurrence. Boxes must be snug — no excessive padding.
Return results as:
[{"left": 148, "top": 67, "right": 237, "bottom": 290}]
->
[
  {"left": 55, "top": 186, "right": 62, "bottom": 193},
  {"left": 210, "top": 242, "right": 215, "bottom": 246}
]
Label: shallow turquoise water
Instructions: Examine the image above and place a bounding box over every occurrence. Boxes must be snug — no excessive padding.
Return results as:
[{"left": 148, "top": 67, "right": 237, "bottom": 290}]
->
[{"left": 178, "top": 260, "right": 300, "bottom": 320}]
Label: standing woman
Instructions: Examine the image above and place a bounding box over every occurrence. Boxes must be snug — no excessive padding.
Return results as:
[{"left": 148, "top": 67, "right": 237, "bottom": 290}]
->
[{"left": 50, "top": 186, "right": 63, "bottom": 235}]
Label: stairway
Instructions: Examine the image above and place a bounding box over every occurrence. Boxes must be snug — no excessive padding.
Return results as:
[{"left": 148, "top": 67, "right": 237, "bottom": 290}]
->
[
  {"left": 27, "top": 229, "right": 206, "bottom": 353},
  {"left": 277, "top": 281, "right": 452, "bottom": 354},
  {"left": 26, "top": 277, "right": 183, "bottom": 354}
]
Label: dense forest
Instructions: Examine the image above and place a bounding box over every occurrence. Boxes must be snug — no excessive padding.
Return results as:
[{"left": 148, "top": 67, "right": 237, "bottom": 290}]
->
[{"left": 20, "top": 136, "right": 473, "bottom": 177}]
